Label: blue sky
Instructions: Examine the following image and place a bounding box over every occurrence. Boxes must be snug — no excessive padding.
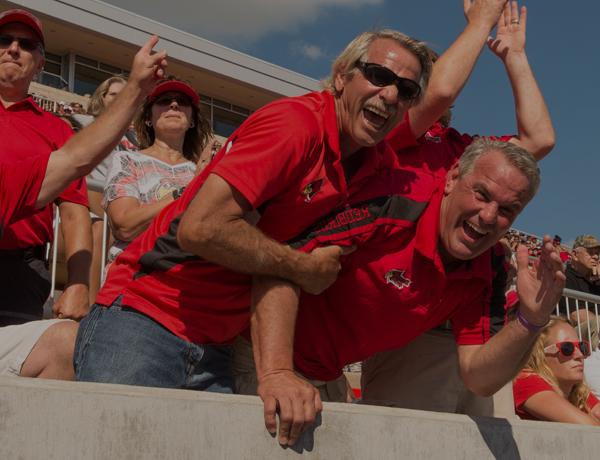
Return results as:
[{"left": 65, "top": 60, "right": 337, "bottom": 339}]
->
[{"left": 106, "top": 0, "right": 598, "bottom": 244}]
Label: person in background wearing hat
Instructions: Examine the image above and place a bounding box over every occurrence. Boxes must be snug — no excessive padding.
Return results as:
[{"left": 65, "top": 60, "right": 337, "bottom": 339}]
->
[
  {"left": 560, "top": 235, "right": 600, "bottom": 322},
  {"left": 0, "top": 8, "right": 91, "bottom": 324},
  {"left": 102, "top": 78, "right": 210, "bottom": 267}
]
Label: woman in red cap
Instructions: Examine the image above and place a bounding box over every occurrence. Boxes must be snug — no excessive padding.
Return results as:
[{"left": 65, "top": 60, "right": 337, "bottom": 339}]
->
[{"left": 102, "top": 78, "right": 211, "bottom": 266}]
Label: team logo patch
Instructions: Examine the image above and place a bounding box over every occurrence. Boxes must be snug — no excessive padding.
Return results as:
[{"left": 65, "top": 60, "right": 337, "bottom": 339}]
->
[
  {"left": 384, "top": 269, "right": 412, "bottom": 290},
  {"left": 301, "top": 179, "right": 324, "bottom": 203}
]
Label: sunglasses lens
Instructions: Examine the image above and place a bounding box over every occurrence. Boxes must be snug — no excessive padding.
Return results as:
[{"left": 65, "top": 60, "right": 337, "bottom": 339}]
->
[
  {"left": 364, "top": 65, "right": 395, "bottom": 87},
  {"left": 0, "top": 35, "right": 12, "bottom": 47},
  {"left": 559, "top": 342, "right": 575, "bottom": 356},
  {"left": 0, "top": 35, "right": 39, "bottom": 51},
  {"left": 155, "top": 95, "right": 191, "bottom": 107},
  {"left": 396, "top": 79, "right": 421, "bottom": 100}
]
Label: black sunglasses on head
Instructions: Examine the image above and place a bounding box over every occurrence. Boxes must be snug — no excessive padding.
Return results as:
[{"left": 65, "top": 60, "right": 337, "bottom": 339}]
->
[
  {"left": 154, "top": 94, "right": 192, "bottom": 107},
  {"left": 0, "top": 34, "right": 41, "bottom": 52},
  {"left": 355, "top": 61, "right": 421, "bottom": 101}
]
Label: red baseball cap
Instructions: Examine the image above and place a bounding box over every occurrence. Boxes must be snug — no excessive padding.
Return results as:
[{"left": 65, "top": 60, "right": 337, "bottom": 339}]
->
[
  {"left": 147, "top": 80, "right": 200, "bottom": 106},
  {"left": 0, "top": 9, "right": 44, "bottom": 47}
]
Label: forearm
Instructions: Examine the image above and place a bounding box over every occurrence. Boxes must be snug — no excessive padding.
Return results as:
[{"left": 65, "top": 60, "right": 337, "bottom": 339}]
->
[
  {"left": 59, "top": 204, "right": 92, "bottom": 287},
  {"left": 505, "top": 51, "right": 555, "bottom": 159},
  {"left": 251, "top": 276, "right": 300, "bottom": 378},
  {"left": 39, "top": 85, "right": 146, "bottom": 207},
  {"left": 179, "top": 214, "right": 311, "bottom": 285},
  {"left": 459, "top": 319, "right": 538, "bottom": 396},
  {"left": 408, "top": 20, "right": 493, "bottom": 137},
  {"left": 108, "top": 196, "right": 173, "bottom": 241}
]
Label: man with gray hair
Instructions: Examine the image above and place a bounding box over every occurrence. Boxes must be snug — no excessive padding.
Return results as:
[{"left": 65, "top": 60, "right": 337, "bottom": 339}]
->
[
  {"left": 250, "top": 138, "right": 565, "bottom": 444},
  {"left": 73, "top": 27, "right": 433, "bottom": 409}
]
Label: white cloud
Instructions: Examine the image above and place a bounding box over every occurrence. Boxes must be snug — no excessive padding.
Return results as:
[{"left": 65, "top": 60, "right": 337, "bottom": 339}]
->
[
  {"left": 292, "top": 42, "right": 326, "bottom": 60},
  {"left": 106, "top": 0, "right": 384, "bottom": 44}
]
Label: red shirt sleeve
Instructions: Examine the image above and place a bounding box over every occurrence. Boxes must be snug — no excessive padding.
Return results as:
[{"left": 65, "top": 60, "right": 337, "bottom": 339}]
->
[
  {"left": 211, "top": 101, "right": 323, "bottom": 209},
  {"left": 513, "top": 372, "right": 554, "bottom": 411},
  {"left": 54, "top": 121, "right": 88, "bottom": 207},
  {"left": 385, "top": 112, "right": 416, "bottom": 151},
  {"left": 587, "top": 392, "right": 599, "bottom": 410},
  {"left": 0, "top": 155, "right": 48, "bottom": 231}
]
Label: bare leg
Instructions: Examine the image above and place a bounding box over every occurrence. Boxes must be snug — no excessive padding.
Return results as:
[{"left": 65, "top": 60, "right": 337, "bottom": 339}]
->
[{"left": 20, "top": 321, "right": 78, "bottom": 380}]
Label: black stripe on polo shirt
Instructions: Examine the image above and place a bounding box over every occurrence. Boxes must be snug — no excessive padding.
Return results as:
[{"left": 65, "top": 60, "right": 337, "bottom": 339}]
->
[
  {"left": 288, "top": 194, "right": 428, "bottom": 250},
  {"left": 134, "top": 214, "right": 200, "bottom": 279}
]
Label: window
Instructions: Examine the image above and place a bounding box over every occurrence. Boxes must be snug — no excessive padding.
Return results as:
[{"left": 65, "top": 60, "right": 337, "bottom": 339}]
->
[{"left": 73, "top": 55, "right": 128, "bottom": 96}]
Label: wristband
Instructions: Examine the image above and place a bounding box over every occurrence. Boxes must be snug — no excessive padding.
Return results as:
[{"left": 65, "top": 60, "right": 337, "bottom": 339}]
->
[{"left": 516, "top": 309, "right": 548, "bottom": 333}]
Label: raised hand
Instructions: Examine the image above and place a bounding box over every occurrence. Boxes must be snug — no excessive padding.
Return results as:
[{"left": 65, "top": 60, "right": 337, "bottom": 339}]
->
[
  {"left": 464, "top": 0, "right": 508, "bottom": 30},
  {"left": 516, "top": 235, "right": 566, "bottom": 327},
  {"left": 128, "top": 35, "right": 168, "bottom": 94},
  {"left": 487, "top": 1, "right": 527, "bottom": 60}
]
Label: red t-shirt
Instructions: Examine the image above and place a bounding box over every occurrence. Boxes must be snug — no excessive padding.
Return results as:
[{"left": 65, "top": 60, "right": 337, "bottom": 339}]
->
[
  {"left": 0, "top": 155, "right": 48, "bottom": 236},
  {"left": 96, "top": 91, "right": 401, "bottom": 344},
  {"left": 292, "top": 174, "right": 508, "bottom": 380},
  {"left": 0, "top": 98, "right": 87, "bottom": 249},
  {"left": 513, "top": 370, "right": 599, "bottom": 420},
  {"left": 387, "top": 120, "right": 513, "bottom": 179}
]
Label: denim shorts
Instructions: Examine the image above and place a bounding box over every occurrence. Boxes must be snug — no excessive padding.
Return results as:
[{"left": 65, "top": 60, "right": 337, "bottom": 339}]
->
[{"left": 74, "top": 297, "right": 233, "bottom": 393}]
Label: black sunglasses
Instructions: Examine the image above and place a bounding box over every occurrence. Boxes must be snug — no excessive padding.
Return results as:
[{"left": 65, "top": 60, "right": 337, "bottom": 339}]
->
[
  {"left": 154, "top": 94, "right": 192, "bottom": 107},
  {"left": 0, "top": 34, "right": 41, "bottom": 52},
  {"left": 355, "top": 61, "right": 421, "bottom": 101}
]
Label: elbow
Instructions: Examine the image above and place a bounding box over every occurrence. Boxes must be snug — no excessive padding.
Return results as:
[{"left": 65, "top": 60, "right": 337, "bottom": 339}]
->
[
  {"left": 521, "top": 130, "right": 556, "bottom": 161},
  {"left": 460, "top": 370, "right": 504, "bottom": 398},
  {"left": 111, "top": 225, "right": 138, "bottom": 242},
  {"left": 177, "top": 215, "right": 215, "bottom": 254}
]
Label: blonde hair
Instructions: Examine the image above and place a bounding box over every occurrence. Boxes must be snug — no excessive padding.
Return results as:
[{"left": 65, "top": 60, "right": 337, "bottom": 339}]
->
[
  {"left": 322, "top": 29, "right": 432, "bottom": 103},
  {"left": 524, "top": 316, "right": 593, "bottom": 413},
  {"left": 87, "top": 76, "right": 127, "bottom": 117}
]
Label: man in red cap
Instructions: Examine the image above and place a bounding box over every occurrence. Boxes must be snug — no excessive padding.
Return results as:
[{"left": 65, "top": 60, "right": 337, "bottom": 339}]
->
[
  {"left": 0, "top": 33, "right": 169, "bottom": 380},
  {"left": 0, "top": 9, "right": 91, "bottom": 325}
]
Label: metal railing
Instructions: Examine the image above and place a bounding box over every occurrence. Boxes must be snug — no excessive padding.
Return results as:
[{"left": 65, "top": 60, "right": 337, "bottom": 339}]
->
[{"left": 557, "top": 288, "right": 600, "bottom": 345}]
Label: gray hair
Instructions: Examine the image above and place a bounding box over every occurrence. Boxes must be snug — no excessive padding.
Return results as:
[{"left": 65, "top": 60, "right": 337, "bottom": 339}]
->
[
  {"left": 458, "top": 138, "right": 540, "bottom": 201},
  {"left": 322, "top": 29, "right": 432, "bottom": 103}
]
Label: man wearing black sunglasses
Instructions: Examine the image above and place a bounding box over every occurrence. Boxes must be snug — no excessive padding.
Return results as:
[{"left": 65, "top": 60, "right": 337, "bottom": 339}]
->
[{"left": 70, "top": 28, "right": 432, "bottom": 435}]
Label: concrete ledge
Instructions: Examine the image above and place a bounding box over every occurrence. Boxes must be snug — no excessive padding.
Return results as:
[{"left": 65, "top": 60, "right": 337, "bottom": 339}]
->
[{"left": 1, "top": 377, "right": 599, "bottom": 459}]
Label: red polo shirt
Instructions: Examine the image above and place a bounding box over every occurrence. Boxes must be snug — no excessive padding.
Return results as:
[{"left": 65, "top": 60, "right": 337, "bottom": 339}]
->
[
  {"left": 96, "top": 90, "right": 400, "bottom": 344},
  {"left": 387, "top": 120, "right": 513, "bottom": 178},
  {"left": 0, "top": 155, "right": 48, "bottom": 236},
  {"left": 291, "top": 175, "right": 507, "bottom": 381},
  {"left": 0, "top": 97, "right": 86, "bottom": 249}
]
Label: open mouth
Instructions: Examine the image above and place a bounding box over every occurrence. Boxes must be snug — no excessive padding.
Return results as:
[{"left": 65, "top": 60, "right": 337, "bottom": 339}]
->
[
  {"left": 462, "top": 221, "right": 488, "bottom": 241},
  {"left": 362, "top": 106, "right": 389, "bottom": 130}
]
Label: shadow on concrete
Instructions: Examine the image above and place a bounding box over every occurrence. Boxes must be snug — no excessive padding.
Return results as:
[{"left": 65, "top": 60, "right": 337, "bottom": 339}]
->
[
  {"left": 284, "top": 413, "right": 322, "bottom": 454},
  {"left": 469, "top": 415, "right": 521, "bottom": 460}
]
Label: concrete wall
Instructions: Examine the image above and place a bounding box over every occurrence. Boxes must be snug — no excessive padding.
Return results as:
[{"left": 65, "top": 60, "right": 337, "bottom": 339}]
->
[{"left": 1, "top": 376, "right": 599, "bottom": 460}]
